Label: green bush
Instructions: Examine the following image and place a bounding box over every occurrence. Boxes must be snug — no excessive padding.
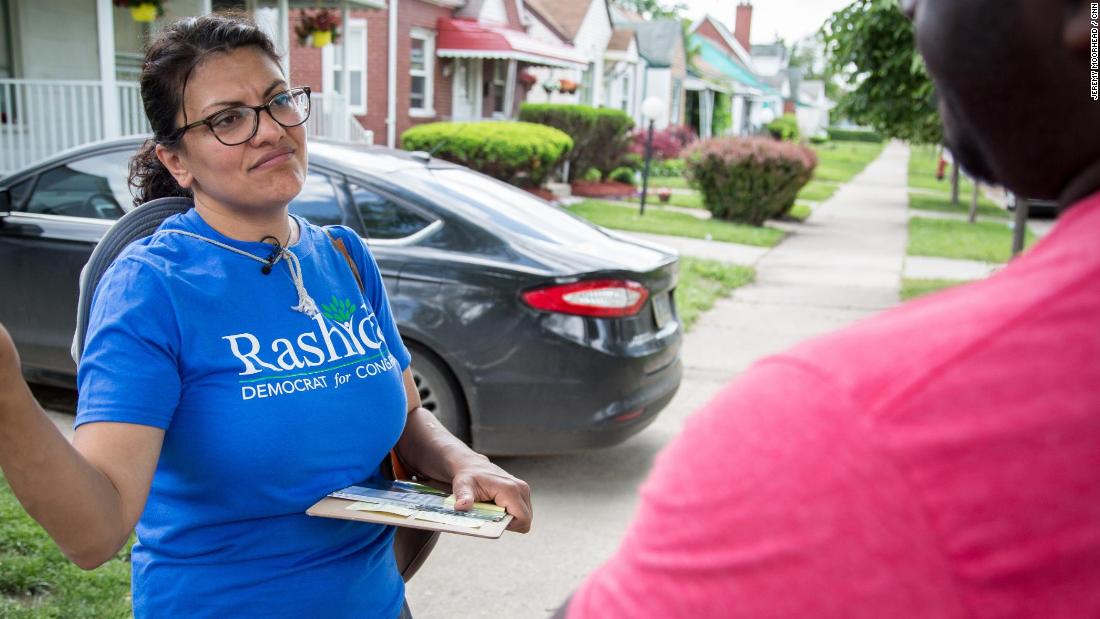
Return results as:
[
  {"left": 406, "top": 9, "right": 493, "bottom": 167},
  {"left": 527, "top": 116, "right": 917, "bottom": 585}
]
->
[
  {"left": 809, "top": 135, "right": 830, "bottom": 145},
  {"left": 825, "top": 127, "right": 883, "bottom": 143},
  {"left": 766, "top": 113, "right": 801, "bottom": 142},
  {"left": 519, "top": 103, "right": 634, "bottom": 181},
  {"left": 581, "top": 167, "right": 602, "bottom": 182},
  {"left": 684, "top": 136, "right": 817, "bottom": 226},
  {"left": 609, "top": 166, "right": 636, "bottom": 185},
  {"left": 650, "top": 158, "right": 686, "bottom": 177},
  {"left": 400, "top": 121, "right": 572, "bottom": 186}
]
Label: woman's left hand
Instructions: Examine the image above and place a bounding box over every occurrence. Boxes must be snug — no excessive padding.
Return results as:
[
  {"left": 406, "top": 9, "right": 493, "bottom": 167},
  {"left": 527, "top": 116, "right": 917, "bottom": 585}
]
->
[{"left": 449, "top": 455, "right": 532, "bottom": 533}]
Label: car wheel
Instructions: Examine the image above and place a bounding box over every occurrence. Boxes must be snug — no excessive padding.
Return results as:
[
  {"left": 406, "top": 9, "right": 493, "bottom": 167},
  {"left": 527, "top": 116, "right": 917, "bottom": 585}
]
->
[{"left": 407, "top": 343, "right": 470, "bottom": 444}]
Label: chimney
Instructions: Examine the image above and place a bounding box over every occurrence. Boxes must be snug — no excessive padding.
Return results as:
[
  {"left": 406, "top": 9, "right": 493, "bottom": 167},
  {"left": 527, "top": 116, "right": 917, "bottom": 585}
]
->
[{"left": 734, "top": 2, "right": 753, "bottom": 52}]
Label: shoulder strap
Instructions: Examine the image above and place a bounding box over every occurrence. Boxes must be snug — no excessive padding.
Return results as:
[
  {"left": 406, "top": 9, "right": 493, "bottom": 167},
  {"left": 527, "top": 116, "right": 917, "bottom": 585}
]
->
[
  {"left": 323, "top": 226, "right": 414, "bottom": 482},
  {"left": 323, "top": 227, "right": 364, "bottom": 293}
]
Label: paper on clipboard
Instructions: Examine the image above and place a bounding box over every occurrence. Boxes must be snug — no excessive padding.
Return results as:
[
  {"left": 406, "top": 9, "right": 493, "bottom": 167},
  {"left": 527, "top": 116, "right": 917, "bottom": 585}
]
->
[{"left": 306, "top": 479, "right": 513, "bottom": 539}]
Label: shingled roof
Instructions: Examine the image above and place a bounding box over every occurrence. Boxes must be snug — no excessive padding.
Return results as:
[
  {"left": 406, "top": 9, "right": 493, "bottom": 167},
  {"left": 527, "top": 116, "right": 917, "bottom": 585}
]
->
[{"left": 607, "top": 27, "right": 635, "bottom": 52}]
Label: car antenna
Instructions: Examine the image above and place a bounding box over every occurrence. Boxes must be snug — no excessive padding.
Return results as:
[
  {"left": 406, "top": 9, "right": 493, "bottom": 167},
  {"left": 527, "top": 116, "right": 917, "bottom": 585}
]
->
[{"left": 427, "top": 123, "right": 470, "bottom": 159}]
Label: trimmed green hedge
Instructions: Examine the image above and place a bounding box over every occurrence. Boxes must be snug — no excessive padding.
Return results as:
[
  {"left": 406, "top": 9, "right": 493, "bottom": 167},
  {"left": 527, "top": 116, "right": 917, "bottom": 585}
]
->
[
  {"left": 519, "top": 103, "right": 634, "bottom": 181},
  {"left": 766, "top": 113, "right": 801, "bottom": 142},
  {"left": 400, "top": 121, "right": 572, "bottom": 186},
  {"left": 684, "top": 136, "right": 817, "bottom": 226},
  {"left": 825, "top": 127, "right": 884, "bottom": 143}
]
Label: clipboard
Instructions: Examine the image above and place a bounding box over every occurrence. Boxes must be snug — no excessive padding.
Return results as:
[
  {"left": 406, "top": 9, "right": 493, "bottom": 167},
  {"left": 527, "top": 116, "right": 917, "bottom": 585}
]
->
[
  {"left": 307, "top": 496, "right": 512, "bottom": 539},
  {"left": 306, "top": 479, "right": 513, "bottom": 539}
]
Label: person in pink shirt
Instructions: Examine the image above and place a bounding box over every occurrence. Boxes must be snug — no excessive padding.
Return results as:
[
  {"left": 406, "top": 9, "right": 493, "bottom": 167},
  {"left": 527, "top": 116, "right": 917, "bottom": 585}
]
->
[{"left": 559, "top": 0, "right": 1100, "bottom": 617}]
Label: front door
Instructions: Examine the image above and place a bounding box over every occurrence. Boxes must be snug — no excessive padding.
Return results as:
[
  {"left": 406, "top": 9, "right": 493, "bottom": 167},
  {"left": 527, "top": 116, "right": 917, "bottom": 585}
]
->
[{"left": 451, "top": 59, "right": 482, "bottom": 121}]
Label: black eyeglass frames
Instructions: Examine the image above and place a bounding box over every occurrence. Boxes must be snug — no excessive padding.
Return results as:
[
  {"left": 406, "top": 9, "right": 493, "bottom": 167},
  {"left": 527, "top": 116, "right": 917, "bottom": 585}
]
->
[{"left": 169, "top": 86, "right": 312, "bottom": 146}]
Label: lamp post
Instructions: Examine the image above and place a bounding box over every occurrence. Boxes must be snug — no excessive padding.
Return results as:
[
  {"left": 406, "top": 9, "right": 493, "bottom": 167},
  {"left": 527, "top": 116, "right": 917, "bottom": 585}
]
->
[{"left": 639, "top": 96, "right": 664, "bottom": 217}]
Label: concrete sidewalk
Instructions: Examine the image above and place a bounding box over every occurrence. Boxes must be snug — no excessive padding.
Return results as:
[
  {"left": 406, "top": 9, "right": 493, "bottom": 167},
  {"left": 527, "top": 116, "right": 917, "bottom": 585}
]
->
[{"left": 672, "top": 141, "right": 913, "bottom": 382}]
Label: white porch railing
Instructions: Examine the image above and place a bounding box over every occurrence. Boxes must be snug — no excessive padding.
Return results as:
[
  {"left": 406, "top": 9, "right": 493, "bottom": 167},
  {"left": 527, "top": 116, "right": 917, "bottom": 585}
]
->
[
  {"left": 0, "top": 82, "right": 371, "bottom": 176},
  {"left": 0, "top": 79, "right": 150, "bottom": 175},
  {"left": 307, "top": 92, "right": 374, "bottom": 146}
]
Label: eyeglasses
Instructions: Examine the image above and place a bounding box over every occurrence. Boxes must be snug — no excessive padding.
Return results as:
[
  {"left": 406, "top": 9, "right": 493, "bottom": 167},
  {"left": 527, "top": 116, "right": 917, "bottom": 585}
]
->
[{"left": 168, "top": 87, "right": 311, "bottom": 146}]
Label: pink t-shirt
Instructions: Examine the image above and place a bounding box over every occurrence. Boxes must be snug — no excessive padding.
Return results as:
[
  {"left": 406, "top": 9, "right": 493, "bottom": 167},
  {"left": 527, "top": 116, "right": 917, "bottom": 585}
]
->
[{"left": 568, "top": 194, "right": 1100, "bottom": 618}]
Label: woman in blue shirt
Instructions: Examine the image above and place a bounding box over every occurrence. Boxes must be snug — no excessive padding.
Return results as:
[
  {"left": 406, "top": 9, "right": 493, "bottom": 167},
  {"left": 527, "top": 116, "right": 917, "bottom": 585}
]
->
[{"left": 0, "top": 11, "right": 531, "bottom": 618}]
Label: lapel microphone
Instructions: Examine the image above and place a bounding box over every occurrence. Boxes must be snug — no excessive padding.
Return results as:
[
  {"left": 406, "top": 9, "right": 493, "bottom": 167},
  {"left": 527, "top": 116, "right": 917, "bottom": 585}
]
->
[{"left": 260, "top": 235, "right": 283, "bottom": 275}]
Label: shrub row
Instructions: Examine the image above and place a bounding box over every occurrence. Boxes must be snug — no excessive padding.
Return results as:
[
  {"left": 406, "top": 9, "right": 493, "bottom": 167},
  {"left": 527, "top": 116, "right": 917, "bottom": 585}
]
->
[
  {"left": 825, "top": 127, "right": 884, "bottom": 143},
  {"left": 684, "top": 136, "right": 817, "bottom": 226},
  {"left": 519, "top": 103, "right": 634, "bottom": 181},
  {"left": 399, "top": 121, "right": 573, "bottom": 186}
]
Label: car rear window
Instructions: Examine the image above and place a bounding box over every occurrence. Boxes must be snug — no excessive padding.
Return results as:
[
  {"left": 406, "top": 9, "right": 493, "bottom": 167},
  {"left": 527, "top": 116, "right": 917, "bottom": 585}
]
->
[{"left": 407, "top": 168, "right": 612, "bottom": 245}]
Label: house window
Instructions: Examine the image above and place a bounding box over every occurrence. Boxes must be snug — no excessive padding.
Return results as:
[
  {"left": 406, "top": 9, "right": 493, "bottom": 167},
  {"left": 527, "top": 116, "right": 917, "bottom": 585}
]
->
[
  {"left": 621, "top": 72, "right": 631, "bottom": 113},
  {"left": 326, "top": 18, "right": 367, "bottom": 114},
  {"left": 410, "top": 29, "right": 435, "bottom": 115},
  {"left": 579, "top": 67, "right": 594, "bottom": 105},
  {"left": 491, "top": 60, "right": 507, "bottom": 115}
]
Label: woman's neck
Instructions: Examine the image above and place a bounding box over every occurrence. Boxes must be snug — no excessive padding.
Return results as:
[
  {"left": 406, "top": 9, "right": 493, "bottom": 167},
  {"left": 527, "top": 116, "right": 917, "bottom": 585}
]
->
[{"left": 192, "top": 194, "right": 298, "bottom": 246}]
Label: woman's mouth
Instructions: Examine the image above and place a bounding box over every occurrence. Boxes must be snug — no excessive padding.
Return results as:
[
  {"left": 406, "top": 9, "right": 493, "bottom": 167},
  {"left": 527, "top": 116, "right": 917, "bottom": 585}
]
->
[{"left": 250, "top": 149, "right": 294, "bottom": 171}]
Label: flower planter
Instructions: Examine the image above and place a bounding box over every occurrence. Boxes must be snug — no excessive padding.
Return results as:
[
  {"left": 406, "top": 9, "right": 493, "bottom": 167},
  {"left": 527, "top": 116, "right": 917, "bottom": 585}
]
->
[
  {"left": 657, "top": 188, "right": 672, "bottom": 203},
  {"left": 129, "top": 2, "right": 158, "bottom": 21},
  {"left": 311, "top": 30, "right": 333, "bottom": 48}
]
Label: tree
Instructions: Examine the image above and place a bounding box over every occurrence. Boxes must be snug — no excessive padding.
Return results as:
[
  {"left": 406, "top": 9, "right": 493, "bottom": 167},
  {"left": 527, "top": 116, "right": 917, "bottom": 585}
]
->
[
  {"left": 610, "top": 0, "right": 685, "bottom": 20},
  {"left": 821, "top": 0, "right": 941, "bottom": 144}
]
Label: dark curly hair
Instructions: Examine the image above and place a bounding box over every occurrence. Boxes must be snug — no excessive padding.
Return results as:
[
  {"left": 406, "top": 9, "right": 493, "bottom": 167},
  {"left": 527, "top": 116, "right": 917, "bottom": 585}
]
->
[{"left": 128, "top": 11, "right": 283, "bottom": 208}]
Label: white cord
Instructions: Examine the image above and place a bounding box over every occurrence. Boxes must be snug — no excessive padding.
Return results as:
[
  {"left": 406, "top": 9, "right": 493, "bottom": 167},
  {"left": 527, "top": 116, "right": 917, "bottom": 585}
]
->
[{"left": 158, "top": 229, "right": 319, "bottom": 318}]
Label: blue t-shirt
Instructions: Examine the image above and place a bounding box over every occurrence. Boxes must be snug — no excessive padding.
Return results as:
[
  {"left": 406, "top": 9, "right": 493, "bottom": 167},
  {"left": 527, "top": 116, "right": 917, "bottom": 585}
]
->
[{"left": 76, "top": 209, "right": 411, "bottom": 618}]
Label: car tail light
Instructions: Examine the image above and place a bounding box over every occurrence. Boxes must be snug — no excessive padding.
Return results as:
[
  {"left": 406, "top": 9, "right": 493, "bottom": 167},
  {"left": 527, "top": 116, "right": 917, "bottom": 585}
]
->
[{"left": 522, "top": 279, "right": 649, "bottom": 317}]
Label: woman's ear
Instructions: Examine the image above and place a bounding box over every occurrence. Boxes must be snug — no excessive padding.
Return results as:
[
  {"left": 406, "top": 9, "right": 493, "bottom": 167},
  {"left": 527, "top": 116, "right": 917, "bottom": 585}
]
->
[
  {"left": 154, "top": 143, "right": 194, "bottom": 189},
  {"left": 1063, "top": 1, "right": 1094, "bottom": 55}
]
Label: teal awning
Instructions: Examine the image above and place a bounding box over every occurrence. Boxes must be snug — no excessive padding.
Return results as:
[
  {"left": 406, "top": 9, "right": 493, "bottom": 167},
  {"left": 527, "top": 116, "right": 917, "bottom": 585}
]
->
[{"left": 691, "top": 35, "right": 778, "bottom": 96}]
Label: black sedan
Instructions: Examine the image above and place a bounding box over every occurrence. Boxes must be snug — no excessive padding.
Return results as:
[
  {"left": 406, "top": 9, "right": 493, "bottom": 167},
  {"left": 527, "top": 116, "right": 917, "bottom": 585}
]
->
[{"left": 0, "top": 137, "right": 682, "bottom": 455}]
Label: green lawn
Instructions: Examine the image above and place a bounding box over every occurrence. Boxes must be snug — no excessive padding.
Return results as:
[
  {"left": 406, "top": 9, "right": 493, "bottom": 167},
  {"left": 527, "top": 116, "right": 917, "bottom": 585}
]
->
[
  {"left": 629, "top": 191, "right": 704, "bottom": 209},
  {"left": 798, "top": 180, "right": 840, "bottom": 203},
  {"left": 0, "top": 475, "right": 134, "bottom": 617},
  {"left": 676, "top": 258, "right": 755, "bottom": 331},
  {"left": 900, "top": 278, "right": 971, "bottom": 301},
  {"left": 568, "top": 199, "right": 785, "bottom": 247},
  {"left": 908, "top": 144, "right": 979, "bottom": 196},
  {"left": 910, "top": 192, "right": 1007, "bottom": 219},
  {"left": 787, "top": 203, "right": 813, "bottom": 222},
  {"left": 908, "top": 217, "right": 1035, "bottom": 263},
  {"left": 812, "top": 141, "right": 887, "bottom": 184},
  {"left": 644, "top": 176, "right": 691, "bottom": 190}
]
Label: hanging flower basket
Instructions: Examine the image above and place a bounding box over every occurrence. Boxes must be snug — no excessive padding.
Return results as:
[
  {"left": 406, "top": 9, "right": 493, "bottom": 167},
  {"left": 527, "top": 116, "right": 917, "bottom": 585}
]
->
[
  {"left": 542, "top": 79, "right": 560, "bottom": 94},
  {"left": 113, "top": 0, "right": 164, "bottom": 22},
  {"left": 558, "top": 79, "right": 578, "bottom": 95},
  {"left": 295, "top": 9, "right": 341, "bottom": 47},
  {"left": 518, "top": 71, "right": 538, "bottom": 88}
]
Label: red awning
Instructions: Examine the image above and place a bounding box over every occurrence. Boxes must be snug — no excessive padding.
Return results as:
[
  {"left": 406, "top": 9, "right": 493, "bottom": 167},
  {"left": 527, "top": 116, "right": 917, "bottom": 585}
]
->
[{"left": 436, "top": 18, "right": 589, "bottom": 70}]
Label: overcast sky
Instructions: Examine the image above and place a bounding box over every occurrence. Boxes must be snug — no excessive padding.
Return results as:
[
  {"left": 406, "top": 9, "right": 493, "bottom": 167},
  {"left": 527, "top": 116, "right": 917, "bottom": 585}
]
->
[{"left": 681, "top": 0, "right": 855, "bottom": 45}]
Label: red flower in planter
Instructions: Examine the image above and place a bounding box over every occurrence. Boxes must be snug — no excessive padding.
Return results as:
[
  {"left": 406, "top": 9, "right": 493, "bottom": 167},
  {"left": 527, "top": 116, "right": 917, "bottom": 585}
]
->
[
  {"left": 518, "top": 71, "right": 538, "bottom": 88},
  {"left": 656, "top": 187, "right": 672, "bottom": 203},
  {"left": 558, "top": 79, "right": 579, "bottom": 94}
]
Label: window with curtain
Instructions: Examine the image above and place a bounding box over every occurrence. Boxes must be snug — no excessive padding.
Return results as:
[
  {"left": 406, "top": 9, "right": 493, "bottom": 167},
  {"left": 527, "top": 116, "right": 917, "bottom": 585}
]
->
[{"left": 330, "top": 18, "right": 367, "bottom": 114}]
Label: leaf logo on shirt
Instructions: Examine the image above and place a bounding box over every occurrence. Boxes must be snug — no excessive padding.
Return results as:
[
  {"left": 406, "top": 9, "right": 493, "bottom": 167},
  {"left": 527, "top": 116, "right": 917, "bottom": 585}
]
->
[{"left": 321, "top": 296, "right": 357, "bottom": 324}]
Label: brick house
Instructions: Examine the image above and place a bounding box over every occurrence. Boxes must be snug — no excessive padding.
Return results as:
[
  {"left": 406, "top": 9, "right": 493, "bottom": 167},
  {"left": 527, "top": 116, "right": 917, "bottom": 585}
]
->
[{"left": 288, "top": 0, "right": 586, "bottom": 148}]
